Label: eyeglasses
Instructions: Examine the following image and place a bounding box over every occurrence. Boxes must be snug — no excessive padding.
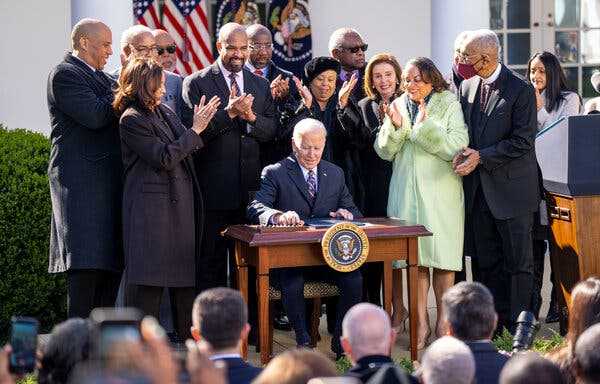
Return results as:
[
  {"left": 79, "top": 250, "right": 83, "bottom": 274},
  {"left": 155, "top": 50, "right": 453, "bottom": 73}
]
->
[
  {"left": 341, "top": 44, "right": 368, "bottom": 54},
  {"left": 249, "top": 43, "right": 273, "bottom": 51},
  {"left": 157, "top": 45, "right": 176, "bottom": 55},
  {"left": 133, "top": 44, "right": 158, "bottom": 54}
]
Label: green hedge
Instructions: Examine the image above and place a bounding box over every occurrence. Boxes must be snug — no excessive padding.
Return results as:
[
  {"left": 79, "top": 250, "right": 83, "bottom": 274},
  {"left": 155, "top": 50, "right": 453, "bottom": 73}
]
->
[{"left": 0, "top": 126, "right": 66, "bottom": 341}]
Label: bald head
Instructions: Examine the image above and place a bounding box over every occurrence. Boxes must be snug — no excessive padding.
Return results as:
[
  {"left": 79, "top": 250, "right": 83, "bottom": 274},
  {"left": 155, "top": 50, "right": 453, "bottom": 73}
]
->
[
  {"left": 462, "top": 29, "right": 500, "bottom": 61},
  {"left": 421, "top": 336, "right": 475, "bottom": 384},
  {"left": 71, "top": 18, "right": 112, "bottom": 70},
  {"left": 341, "top": 303, "right": 393, "bottom": 362}
]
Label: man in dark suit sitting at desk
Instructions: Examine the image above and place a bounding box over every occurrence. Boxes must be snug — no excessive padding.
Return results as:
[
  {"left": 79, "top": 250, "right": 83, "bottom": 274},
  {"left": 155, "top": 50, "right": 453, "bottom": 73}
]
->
[{"left": 247, "top": 118, "right": 363, "bottom": 357}]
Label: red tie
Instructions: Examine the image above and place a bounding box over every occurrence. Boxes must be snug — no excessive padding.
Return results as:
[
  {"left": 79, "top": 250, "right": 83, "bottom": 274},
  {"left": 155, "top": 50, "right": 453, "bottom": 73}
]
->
[{"left": 254, "top": 69, "right": 264, "bottom": 77}]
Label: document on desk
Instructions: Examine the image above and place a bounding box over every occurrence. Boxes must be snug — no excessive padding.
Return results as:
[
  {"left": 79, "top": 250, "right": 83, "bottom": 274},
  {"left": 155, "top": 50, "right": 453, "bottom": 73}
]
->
[{"left": 304, "top": 218, "right": 370, "bottom": 228}]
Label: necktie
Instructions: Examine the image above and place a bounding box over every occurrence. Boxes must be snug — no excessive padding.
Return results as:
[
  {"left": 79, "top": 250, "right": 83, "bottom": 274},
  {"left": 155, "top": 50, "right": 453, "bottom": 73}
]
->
[
  {"left": 480, "top": 83, "right": 492, "bottom": 112},
  {"left": 307, "top": 170, "right": 317, "bottom": 202},
  {"left": 229, "top": 72, "right": 240, "bottom": 95},
  {"left": 254, "top": 69, "right": 264, "bottom": 77}
]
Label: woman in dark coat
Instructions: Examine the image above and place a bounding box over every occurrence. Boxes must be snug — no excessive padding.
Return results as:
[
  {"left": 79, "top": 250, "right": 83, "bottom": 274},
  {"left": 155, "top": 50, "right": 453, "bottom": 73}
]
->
[
  {"left": 113, "top": 58, "right": 220, "bottom": 339},
  {"left": 337, "top": 53, "right": 405, "bottom": 321}
]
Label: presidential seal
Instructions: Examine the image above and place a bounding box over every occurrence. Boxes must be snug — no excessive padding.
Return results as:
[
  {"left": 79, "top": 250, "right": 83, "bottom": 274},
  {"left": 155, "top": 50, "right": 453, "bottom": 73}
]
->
[{"left": 321, "top": 222, "right": 369, "bottom": 272}]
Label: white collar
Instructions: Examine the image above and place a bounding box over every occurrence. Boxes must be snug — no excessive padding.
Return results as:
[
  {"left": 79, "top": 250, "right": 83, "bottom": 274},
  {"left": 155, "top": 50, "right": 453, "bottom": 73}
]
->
[
  {"left": 245, "top": 61, "right": 266, "bottom": 76},
  {"left": 72, "top": 53, "right": 97, "bottom": 73},
  {"left": 481, "top": 63, "right": 501, "bottom": 84},
  {"left": 209, "top": 353, "right": 241, "bottom": 361},
  {"left": 218, "top": 57, "right": 241, "bottom": 80}
]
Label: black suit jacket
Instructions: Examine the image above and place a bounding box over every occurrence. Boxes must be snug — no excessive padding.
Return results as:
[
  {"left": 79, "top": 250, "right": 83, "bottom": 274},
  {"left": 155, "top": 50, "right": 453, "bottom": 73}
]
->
[
  {"left": 247, "top": 156, "right": 362, "bottom": 225},
  {"left": 47, "top": 53, "right": 123, "bottom": 273},
  {"left": 119, "top": 103, "right": 204, "bottom": 286},
  {"left": 216, "top": 357, "right": 262, "bottom": 384},
  {"left": 459, "top": 65, "right": 540, "bottom": 219},
  {"left": 182, "top": 62, "right": 277, "bottom": 210},
  {"left": 466, "top": 341, "right": 509, "bottom": 384},
  {"left": 345, "top": 355, "right": 418, "bottom": 383}
]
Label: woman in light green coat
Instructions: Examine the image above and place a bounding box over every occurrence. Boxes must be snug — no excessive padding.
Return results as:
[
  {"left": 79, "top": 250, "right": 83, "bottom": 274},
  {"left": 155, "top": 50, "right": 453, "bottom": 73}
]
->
[{"left": 374, "top": 57, "right": 469, "bottom": 348}]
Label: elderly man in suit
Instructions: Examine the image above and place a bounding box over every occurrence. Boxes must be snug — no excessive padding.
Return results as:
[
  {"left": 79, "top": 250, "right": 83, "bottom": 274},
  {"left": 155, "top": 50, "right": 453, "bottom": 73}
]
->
[
  {"left": 191, "top": 288, "right": 262, "bottom": 384},
  {"left": 245, "top": 23, "right": 299, "bottom": 166},
  {"left": 182, "top": 22, "right": 276, "bottom": 293},
  {"left": 152, "top": 29, "right": 177, "bottom": 73},
  {"left": 47, "top": 18, "right": 123, "bottom": 318},
  {"left": 342, "top": 303, "right": 418, "bottom": 383},
  {"left": 329, "top": 28, "right": 367, "bottom": 101},
  {"left": 151, "top": 29, "right": 185, "bottom": 118},
  {"left": 247, "top": 118, "right": 362, "bottom": 358},
  {"left": 454, "top": 29, "right": 539, "bottom": 333},
  {"left": 442, "top": 282, "right": 509, "bottom": 384}
]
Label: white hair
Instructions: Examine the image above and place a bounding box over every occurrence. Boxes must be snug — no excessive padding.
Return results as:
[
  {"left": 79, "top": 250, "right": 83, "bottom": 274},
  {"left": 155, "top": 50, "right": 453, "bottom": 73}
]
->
[
  {"left": 342, "top": 303, "right": 392, "bottom": 360},
  {"left": 421, "top": 336, "right": 475, "bottom": 384},
  {"left": 292, "top": 118, "right": 327, "bottom": 146},
  {"left": 328, "top": 27, "right": 361, "bottom": 55},
  {"left": 454, "top": 30, "right": 471, "bottom": 52},
  {"left": 466, "top": 29, "right": 500, "bottom": 57},
  {"left": 120, "top": 24, "right": 153, "bottom": 48}
]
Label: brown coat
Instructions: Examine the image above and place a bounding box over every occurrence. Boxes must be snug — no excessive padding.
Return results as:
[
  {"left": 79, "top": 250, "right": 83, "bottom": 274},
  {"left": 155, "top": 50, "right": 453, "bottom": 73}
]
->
[{"left": 119, "top": 103, "right": 204, "bottom": 287}]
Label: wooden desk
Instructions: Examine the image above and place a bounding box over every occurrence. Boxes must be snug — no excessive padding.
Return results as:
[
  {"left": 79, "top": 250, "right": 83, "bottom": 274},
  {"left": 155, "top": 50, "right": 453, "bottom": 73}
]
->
[{"left": 224, "top": 218, "right": 431, "bottom": 364}]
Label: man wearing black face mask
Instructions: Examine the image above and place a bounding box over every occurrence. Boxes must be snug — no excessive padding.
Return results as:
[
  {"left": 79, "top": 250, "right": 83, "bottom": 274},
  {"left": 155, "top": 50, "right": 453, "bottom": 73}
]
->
[{"left": 453, "top": 29, "right": 539, "bottom": 334}]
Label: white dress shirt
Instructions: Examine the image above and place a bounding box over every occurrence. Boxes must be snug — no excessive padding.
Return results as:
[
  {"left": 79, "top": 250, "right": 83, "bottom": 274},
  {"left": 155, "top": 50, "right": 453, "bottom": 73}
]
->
[{"left": 480, "top": 62, "right": 502, "bottom": 84}]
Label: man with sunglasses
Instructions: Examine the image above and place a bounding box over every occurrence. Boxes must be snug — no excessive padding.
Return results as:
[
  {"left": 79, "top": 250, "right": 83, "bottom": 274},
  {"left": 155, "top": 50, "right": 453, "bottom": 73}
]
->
[
  {"left": 329, "top": 27, "right": 368, "bottom": 101},
  {"left": 152, "top": 29, "right": 177, "bottom": 72}
]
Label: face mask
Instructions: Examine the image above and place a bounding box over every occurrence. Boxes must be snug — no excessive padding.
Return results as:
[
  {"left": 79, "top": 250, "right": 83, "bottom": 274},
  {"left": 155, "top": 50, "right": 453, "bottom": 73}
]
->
[{"left": 456, "top": 62, "right": 478, "bottom": 80}]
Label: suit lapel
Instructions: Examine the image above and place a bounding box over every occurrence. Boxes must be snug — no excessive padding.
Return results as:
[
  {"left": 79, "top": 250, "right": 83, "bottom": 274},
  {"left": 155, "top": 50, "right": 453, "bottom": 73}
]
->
[
  {"left": 286, "top": 157, "right": 312, "bottom": 205},
  {"left": 148, "top": 107, "right": 175, "bottom": 143},
  {"left": 477, "top": 65, "right": 508, "bottom": 142},
  {"left": 210, "top": 63, "right": 231, "bottom": 99},
  {"left": 243, "top": 69, "right": 255, "bottom": 96}
]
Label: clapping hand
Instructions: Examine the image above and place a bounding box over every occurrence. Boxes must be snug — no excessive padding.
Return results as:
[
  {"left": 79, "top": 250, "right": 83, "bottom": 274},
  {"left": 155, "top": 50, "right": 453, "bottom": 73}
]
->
[
  {"left": 225, "top": 86, "right": 256, "bottom": 122},
  {"left": 338, "top": 72, "right": 358, "bottom": 109},
  {"left": 270, "top": 74, "right": 290, "bottom": 99},
  {"left": 384, "top": 100, "right": 403, "bottom": 129},
  {"left": 453, "top": 147, "right": 480, "bottom": 176},
  {"left": 192, "top": 95, "right": 221, "bottom": 135},
  {"left": 415, "top": 99, "right": 428, "bottom": 124},
  {"left": 329, "top": 208, "right": 354, "bottom": 221},
  {"left": 293, "top": 76, "right": 313, "bottom": 109}
]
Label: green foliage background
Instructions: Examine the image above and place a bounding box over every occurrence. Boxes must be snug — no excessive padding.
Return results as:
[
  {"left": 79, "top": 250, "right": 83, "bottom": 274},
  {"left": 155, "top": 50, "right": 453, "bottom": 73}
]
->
[{"left": 0, "top": 126, "right": 66, "bottom": 342}]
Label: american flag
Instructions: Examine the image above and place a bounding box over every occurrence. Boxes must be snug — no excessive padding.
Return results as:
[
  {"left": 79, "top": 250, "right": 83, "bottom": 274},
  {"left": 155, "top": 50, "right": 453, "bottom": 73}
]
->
[
  {"left": 162, "top": 0, "right": 214, "bottom": 76},
  {"left": 132, "top": 0, "right": 162, "bottom": 29}
]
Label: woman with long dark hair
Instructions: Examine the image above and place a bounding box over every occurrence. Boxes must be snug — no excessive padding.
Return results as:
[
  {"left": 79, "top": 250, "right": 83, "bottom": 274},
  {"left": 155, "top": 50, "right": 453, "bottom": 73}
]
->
[
  {"left": 528, "top": 51, "right": 582, "bottom": 131},
  {"left": 113, "top": 58, "right": 220, "bottom": 341}
]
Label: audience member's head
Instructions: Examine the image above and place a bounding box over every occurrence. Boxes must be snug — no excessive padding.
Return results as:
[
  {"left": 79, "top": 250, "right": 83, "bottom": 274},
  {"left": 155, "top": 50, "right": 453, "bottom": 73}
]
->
[
  {"left": 341, "top": 303, "right": 395, "bottom": 364},
  {"left": 420, "top": 336, "right": 475, "bottom": 384},
  {"left": 292, "top": 118, "right": 327, "bottom": 171},
  {"left": 328, "top": 28, "right": 367, "bottom": 71},
  {"left": 591, "top": 70, "right": 600, "bottom": 94},
  {"left": 38, "top": 318, "right": 91, "bottom": 384},
  {"left": 151, "top": 29, "right": 177, "bottom": 72},
  {"left": 574, "top": 322, "right": 600, "bottom": 383},
  {"left": 246, "top": 24, "right": 273, "bottom": 70},
  {"left": 528, "top": 51, "right": 576, "bottom": 112},
  {"left": 453, "top": 31, "right": 471, "bottom": 64},
  {"left": 442, "top": 281, "right": 497, "bottom": 341},
  {"left": 499, "top": 352, "right": 565, "bottom": 384},
  {"left": 191, "top": 287, "right": 250, "bottom": 354},
  {"left": 216, "top": 22, "right": 248, "bottom": 73},
  {"left": 566, "top": 277, "right": 600, "bottom": 348},
  {"left": 119, "top": 25, "right": 157, "bottom": 65},
  {"left": 363, "top": 53, "right": 402, "bottom": 101},
  {"left": 71, "top": 18, "right": 113, "bottom": 70},
  {"left": 253, "top": 349, "right": 337, "bottom": 384},
  {"left": 457, "top": 28, "right": 500, "bottom": 79},
  {"left": 113, "top": 58, "right": 164, "bottom": 115}
]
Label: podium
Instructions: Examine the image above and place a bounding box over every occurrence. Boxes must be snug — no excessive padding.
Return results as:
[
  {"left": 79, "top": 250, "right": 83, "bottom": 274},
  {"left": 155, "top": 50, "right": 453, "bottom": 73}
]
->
[
  {"left": 535, "top": 115, "right": 600, "bottom": 331},
  {"left": 223, "top": 218, "right": 431, "bottom": 364}
]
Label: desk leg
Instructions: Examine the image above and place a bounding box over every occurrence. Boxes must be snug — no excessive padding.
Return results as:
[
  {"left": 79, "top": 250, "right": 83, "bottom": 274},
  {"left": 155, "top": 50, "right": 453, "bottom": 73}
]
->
[
  {"left": 382, "top": 261, "right": 393, "bottom": 317},
  {"left": 407, "top": 237, "right": 419, "bottom": 362},
  {"left": 258, "top": 273, "right": 270, "bottom": 365},
  {"left": 235, "top": 242, "right": 249, "bottom": 360}
]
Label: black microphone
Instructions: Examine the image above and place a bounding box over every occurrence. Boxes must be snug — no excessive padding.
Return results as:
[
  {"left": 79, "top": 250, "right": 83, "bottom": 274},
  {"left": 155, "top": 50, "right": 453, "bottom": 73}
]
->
[
  {"left": 512, "top": 311, "right": 540, "bottom": 352},
  {"left": 592, "top": 70, "right": 600, "bottom": 94}
]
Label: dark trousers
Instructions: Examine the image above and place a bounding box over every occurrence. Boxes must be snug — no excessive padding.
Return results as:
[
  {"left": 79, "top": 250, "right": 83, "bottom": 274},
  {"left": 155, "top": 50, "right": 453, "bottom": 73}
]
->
[
  {"left": 471, "top": 189, "right": 534, "bottom": 332},
  {"left": 67, "top": 269, "right": 121, "bottom": 318},
  {"left": 125, "top": 284, "right": 195, "bottom": 339},
  {"left": 362, "top": 263, "right": 382, "bottom": 306},
  {"left": 532, "top": 239, "right": 547, "bottom": 317},
  {"left": 272, "top": 267, "right": 362, "bottom": 353},
  {"left": 196, "top": 209, "right": 245, "bottom": 293}
]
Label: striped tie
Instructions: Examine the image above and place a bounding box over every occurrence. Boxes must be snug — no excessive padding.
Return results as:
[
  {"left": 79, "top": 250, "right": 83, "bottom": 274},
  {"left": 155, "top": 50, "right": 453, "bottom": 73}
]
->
[
  {"left": 307, "top": 169, "right": 317, "bottom": 202},
  {"left": 229, "top": 72, "right": 240, "bottom": 95}
]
